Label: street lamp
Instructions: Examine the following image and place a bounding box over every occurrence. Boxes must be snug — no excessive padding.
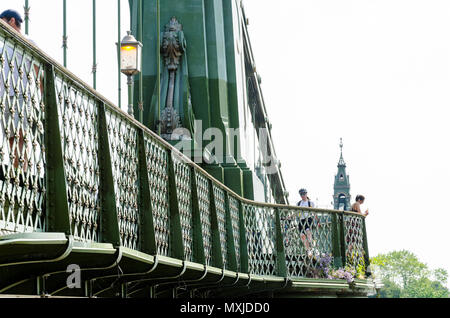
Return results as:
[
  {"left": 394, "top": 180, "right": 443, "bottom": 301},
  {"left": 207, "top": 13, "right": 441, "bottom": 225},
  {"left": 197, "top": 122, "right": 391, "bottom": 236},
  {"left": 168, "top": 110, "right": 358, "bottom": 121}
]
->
[{"left": 118, "top": 31, "right": 142, "bottom": 117}]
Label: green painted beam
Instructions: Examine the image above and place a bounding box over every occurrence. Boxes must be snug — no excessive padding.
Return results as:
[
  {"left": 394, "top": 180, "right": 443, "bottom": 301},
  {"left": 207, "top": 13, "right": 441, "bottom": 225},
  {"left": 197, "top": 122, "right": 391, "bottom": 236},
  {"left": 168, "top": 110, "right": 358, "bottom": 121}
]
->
[
  {"left": 167, "top": 151, "right": 187, "bottom": 260},
  {"left": 208, "top": 180, "right": 224, "bottom": 269},
  {"left": 98, "top": 103, "right": 121, "bottom": 247},
  {"left": 43, "top": 65, "right": 71, "bottom": 235},
  {"left": 274, "top": 208, "right": 287, "bottom": 277},
  {"left": 137, "top": 130, "right": 158, "bottom": 255},
  {"left": 224, "top": 192, "right": 237, "bottom": 271},
  {"left": 191, "top": 169, "right": 207, "bottom": 265}
]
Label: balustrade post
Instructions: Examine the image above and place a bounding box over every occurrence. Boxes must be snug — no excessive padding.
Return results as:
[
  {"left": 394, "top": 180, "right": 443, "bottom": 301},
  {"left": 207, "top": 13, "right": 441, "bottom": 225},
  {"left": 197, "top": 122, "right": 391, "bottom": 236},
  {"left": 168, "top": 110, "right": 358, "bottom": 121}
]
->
[
  {"left": 44, "top": 65, "right": 71, "bottom": 234},
  {"left": 331, "top": 212, "right": 343, "bottom": 268},
  {"left": 362, "top": 217, "right": 371, "bottom": 275},
  {"left": 191, "top": 169, "right": 206, "bottom": 265},
  {"left": 97, "top": 103, "right": 121, "bottom": 246},
  {"left": 208, "top": 181, "right": 224, "bottom": 269},
  {"left": 137, "top": 129, "right": 157, "bottom": 255},
  {"left": 238, "top": 201, "right": 249, "bottom": 273},
  {"left": 224, "top": 193, "right": 238, "bottom": 272},
  {"left": 339, "top": 212, "right": 347, "bottom": 267},
  {"left": 274, "top": 208, "right": 287, "bottom": 277},
  {"left": 167, "top": 151, "right": 186, "bottom": 260}
]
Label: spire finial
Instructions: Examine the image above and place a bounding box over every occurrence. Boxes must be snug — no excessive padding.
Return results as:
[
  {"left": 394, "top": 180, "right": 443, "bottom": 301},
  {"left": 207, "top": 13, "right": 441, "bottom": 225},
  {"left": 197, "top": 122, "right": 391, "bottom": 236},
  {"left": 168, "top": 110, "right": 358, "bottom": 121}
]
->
[{"left": 338, "top": 138, "right": 346, "bottom": 166}]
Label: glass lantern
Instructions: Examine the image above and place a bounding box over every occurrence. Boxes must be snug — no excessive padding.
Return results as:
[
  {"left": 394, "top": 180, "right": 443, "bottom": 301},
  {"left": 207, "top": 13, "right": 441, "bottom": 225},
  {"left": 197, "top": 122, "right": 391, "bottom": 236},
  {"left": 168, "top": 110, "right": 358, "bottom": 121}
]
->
[{"left": 119, "top": 31, "right": 142, "bottom": 76}]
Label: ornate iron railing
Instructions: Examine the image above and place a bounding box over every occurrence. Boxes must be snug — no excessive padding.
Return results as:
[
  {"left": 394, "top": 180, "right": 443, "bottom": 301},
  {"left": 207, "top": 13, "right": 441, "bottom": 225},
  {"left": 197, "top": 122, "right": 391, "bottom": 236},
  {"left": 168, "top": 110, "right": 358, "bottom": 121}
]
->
[{"left": 0, "top": 22, "right": 370, "bottom": 281}]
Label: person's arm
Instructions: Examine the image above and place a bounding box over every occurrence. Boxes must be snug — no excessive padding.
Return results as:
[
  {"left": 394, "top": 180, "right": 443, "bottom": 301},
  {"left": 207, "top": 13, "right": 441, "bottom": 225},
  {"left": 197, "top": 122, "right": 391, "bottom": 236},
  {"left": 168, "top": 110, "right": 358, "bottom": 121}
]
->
[
  {"left": 363, "top": 208, "right": 369, "bottom": 217},
  {"left": 354, "top": 202, "right": 369, "bottom": 216}
]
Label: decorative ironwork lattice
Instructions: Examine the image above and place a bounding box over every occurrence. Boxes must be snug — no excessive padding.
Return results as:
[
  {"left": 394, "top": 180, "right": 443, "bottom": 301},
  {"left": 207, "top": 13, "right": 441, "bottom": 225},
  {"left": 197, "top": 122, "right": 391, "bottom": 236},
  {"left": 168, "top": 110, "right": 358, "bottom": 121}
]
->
[
  {"left": 172, "top": 153, "right": 193, "bottom": 261},
  {"left": 144, "top": 133, "right": 170, "bottom": 256},
  {"left": 243, "top": 204, "right": 276, "bottom": 276},
  {"left": 228, "top": 194, "right": 241, "bottom": 271},
  {"left": 55, "top": 72, "right": 100, "bottom": 242},
  {"left": 343, "top": 214, "right": 365, "bottom": 270},
  {"left": 213, "top": 183, "right": 228, "bottom": 268},
  {"left": 0, "top": 35, "right": 46, "bottom": 235},
  {"left": 0, "top": 24, "right": 373, "bottom": 291},
  {"left": 105, "top": 109, "right": 139, "bottom": 250},
  {"left": 280, "top": 208, "right": 333, "bottom": 278},
  {"left": 195, "top": 171, "right": 212, "bottom": 266}
]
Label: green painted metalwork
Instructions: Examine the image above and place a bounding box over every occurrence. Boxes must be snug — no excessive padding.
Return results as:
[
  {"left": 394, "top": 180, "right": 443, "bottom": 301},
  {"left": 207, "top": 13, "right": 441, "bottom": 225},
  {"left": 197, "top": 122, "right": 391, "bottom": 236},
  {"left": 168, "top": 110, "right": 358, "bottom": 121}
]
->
[
  {"left": 0, "top": 31, "right": 46, "bottom": 235},
  {"left": 92, "top": 0, "right": 97, "bottom": 89},
  {"left": 137, "top": 129, "right": 157, "bottom": 255},
  {"left": 208, "top": 178, "right": 224, "bottom": 269},
  {"left": 156, "top": 0, "right": 161, "bottom": 135},
  {"left": 24, "top": 1, "right": 30, "bottom": 36},
  {"left": 362, "top": 218, "right": 370, "bottom": 274},
  {"left": 117, "top": 0, "right": 121, "bottom": 108},
  {"left": 343, "top": 214, "right": 366, "bottom": 271},
  {"left": 274, "top": 208, "right": 287, "bottom": 278},
  {"left": 227, "top": 194, "right": 241, "bottom": 272},
  {"left": 242, "top": 203, "right": 277, "bottom": 276},
  {"left": 193, "top": 170, "right": 212, "bottom": 266},
  {"left": 190, "top": 169, "right": 205, "bottom": 264},
  {"left": 54, "top": 68, "right": 100, "bottom": 240},
  {"left": 167, "top": 150, "right": 187, "bottom": 260},
  {"left": 171, "top": 152, "right": 193, "bottom": 261},
  {"left": 143, "top": 130, "right": 170, "bottom": 256},
  {"left": 238, "top": 199, "right": 249, "bottom": 273},
  {"left": 105, "top": 107, "right": 140, "bottom": 250},
  {"left": 97, "top": 102, "right": 121, "bottom": 247},
  {"left": 212, "top": 183, "right": 228, "bottom": 269},
  {"left": 279, "top": 207, "right": 333, "bottom": 278},
  {"left": 137, "top": 0, "right": 143, "bottom": 123},
  {"left": 331, "top": 213, "right": 343, "bottom": 268},
  {"left": 0, "top": 22, "right": 373, "bottom": 297},
  {"left": 63, "top": 0, "right": 67, "bottom": 67}
]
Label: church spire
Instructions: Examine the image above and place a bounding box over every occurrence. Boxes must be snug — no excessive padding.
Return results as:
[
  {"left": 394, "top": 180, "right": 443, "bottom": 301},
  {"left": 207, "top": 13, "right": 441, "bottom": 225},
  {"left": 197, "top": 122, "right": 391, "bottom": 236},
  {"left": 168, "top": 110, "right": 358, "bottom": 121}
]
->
[
  {"left": 338, "top": 138, "right": 346, "bottom": 167},
  {"left": 333, "top": 138, "right": 351, "bottom": 210}
]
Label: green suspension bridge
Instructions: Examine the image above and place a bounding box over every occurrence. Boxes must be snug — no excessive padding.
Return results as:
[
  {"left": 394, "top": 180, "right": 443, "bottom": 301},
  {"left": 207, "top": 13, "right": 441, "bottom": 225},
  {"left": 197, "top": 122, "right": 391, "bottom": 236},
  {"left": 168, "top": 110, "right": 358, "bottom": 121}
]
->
[{"left": 0, "top": 0, "right": 377, "bottom": 298}]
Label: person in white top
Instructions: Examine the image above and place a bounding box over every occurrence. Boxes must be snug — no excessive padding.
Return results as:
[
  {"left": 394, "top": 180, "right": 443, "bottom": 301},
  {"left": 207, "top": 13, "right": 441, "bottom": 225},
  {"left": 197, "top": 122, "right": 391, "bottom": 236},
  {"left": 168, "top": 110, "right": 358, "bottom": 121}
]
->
[
  {"left": 297, "top": 188, "right": 315, "bottom": 208},
  {"left": 297, "top": 188, "right": 316, "bottom": 253}
]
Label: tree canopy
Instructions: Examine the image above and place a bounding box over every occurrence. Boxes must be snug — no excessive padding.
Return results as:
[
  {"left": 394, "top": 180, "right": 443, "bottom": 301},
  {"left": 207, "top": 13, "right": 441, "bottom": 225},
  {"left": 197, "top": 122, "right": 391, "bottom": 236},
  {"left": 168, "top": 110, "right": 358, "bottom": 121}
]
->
[{"left": 370, "top": 250, "right": 449, "bottom": 298}]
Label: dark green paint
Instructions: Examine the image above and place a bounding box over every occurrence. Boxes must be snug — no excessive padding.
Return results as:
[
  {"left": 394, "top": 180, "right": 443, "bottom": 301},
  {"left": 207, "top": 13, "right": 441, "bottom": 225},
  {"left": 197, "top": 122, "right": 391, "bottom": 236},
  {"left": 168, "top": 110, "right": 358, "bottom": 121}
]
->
[
  {"left": 208, "top": 181, "right": 224, "bottom": 269},
  {"left": 224, "top": 193, "right": 237, "bottom": 271},
  {"left": 275, "top": 208, "right": 287, "bottom": 277},
  {"left": 191, "top": 169, "right": 206, "bottom": 264},
  {"left": 44, "top": 65, "right": 71, "bottom": 235},
  {"left": 137, "top": 130, "right": 158, "bottom": 255},
  {"left": 98, "top": 104, "right": 121, "bottom": 247},
  {"left": 331, "top": 213, "right": 343, "bottom": 268},
  {"left": 167, "top": 151, "right": 187, "bottom": 260}
]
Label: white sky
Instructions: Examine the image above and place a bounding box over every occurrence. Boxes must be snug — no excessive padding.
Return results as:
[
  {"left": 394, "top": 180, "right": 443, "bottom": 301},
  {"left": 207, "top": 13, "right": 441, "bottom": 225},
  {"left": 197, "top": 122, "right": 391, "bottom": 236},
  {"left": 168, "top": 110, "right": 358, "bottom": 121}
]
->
[
  {"left": 243, "top": 0, "right": 450, "bottom": 284},
  {"left": 3, "top": 0, "right": 449, "bottom": 286}
]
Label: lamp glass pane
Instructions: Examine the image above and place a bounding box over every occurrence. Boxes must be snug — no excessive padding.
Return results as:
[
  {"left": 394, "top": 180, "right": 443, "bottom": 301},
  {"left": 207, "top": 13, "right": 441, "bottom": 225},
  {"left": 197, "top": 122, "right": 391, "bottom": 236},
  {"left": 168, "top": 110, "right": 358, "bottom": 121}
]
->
[
  {"left": 121, "top": 45, "right": 137, "bottom": 71},
  {"left": 136, "top": 46, "right": 142, "bottom": 73}
]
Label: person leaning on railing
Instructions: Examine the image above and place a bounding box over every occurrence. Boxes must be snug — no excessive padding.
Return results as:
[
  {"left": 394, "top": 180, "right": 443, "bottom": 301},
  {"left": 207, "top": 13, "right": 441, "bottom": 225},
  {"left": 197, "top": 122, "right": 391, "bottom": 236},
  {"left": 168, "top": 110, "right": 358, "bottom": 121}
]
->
[
  {"left": 351, "top": 195, "right": 369, "bottom": 216},
  {"left": 346, "top": 194, "right": 368, "bottom": 256}
]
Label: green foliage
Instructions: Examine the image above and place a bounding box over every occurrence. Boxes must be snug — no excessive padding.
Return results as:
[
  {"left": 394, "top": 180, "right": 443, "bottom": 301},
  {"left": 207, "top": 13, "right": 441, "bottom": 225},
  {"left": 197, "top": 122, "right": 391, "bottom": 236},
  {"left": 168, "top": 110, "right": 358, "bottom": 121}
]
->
[
  {"left": 370, "top": 250, "right": 449, "bottom": 298},
  {"left": 346, "top": 250, "right": 367, "bottom": 279},
  {"left": 378, "top": 279, "right": 401, "bottom": 298},
  {"left": 403, "top": 277, "right": 449, "bottom": 298}
]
